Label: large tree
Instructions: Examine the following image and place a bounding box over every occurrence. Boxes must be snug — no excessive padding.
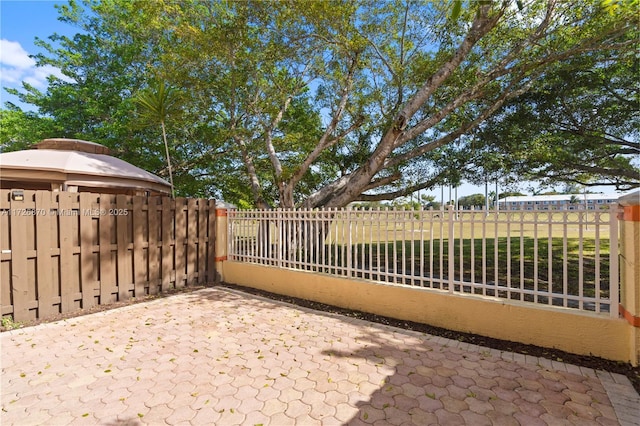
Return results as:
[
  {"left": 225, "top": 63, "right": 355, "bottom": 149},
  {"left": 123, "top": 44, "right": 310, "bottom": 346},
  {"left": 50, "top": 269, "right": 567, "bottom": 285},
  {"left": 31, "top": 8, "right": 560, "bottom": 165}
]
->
[
  {"left": 0, "top": 108, "right": 62, "bottom": 151},
  {"left": 4, "top": 0, "right": 636, "bottom": 206},
  {"left": 466, "top": 46, "right": 639, "bottom": 191}
]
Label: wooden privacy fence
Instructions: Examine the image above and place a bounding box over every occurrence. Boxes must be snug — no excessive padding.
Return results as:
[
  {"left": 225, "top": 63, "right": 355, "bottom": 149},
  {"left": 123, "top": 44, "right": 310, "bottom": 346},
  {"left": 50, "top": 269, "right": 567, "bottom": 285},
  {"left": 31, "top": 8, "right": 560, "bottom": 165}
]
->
[{"left": 0, "top": 190, "right": 217, "bottom": 322}]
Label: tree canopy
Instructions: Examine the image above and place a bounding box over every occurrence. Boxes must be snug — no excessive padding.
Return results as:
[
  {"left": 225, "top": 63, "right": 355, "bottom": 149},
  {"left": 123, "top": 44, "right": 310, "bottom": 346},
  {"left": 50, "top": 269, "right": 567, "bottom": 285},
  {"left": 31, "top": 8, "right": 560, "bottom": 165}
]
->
[
  {"left": 467, "top": 45, "right": 639, "bottom": 191},
  {"left": 3, "top": 0, "right": 637, "bottom": 207}
]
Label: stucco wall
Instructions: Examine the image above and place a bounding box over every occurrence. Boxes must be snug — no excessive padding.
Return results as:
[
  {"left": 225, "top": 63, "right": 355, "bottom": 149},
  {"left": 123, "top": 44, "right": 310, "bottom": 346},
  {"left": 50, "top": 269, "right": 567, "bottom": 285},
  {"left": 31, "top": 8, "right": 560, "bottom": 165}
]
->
[{"left": 222, "top": 261, "right": 634, "bottom": 364}]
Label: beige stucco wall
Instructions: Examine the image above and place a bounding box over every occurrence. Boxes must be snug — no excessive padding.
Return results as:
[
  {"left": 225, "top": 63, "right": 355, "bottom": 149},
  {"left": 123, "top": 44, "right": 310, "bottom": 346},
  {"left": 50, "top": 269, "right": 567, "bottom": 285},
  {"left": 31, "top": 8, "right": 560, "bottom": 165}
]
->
[{"left": 221, "top": 261, "right": 634, "bottom": 364}]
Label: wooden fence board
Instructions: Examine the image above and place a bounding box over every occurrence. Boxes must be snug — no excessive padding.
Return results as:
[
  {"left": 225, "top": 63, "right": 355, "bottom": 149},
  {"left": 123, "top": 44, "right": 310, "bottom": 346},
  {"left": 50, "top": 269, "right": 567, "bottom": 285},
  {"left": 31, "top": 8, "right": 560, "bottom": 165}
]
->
[
  {"left": 133, "top": 196, "right": 146, "bottom": 297},
  {"left": 79, "top": 193, "right": 97, "bottom": 310},
  {"left": 148, "top": 197, "right": 159, "bottom": 295},
  {"left": 57, "top": 192, "right": 75, "bottom": 313},
  {"left": 99, "top": 195, "right": 115, "bottom": 304},
  {"left": 35, "top": 190, "right": 55, "bottom": 317},
  {"left": 1, "top": 190, "right": 216, "bottom": 321},
  {"left": 9, "top": 195, "right": 29, "bottom": 321},
  {"left": 161, "top": 197, "right": 173, "bottom": 290},
  {"left": 116, "top": 194, "right": 131, "bottom": 301},
  {"left": 175, "top": 198, "right": 186, "bottom": 288},
  {"left": 187, "top": 198, "right": 197, "bottom": 285},
  {"left": 0, "top": 194, "right": 10, "bottom": 316},
  {"left": 198, "top": 200, "right": 207, "bottom": 283}
]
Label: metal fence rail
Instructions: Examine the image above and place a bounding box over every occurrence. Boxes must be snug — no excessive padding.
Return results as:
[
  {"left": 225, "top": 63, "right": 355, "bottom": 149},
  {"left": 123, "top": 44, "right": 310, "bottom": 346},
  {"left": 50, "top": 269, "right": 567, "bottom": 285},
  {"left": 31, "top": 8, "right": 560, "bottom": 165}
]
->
[{"left": 228, "top": 205, "right": 619, "bottom": 317}]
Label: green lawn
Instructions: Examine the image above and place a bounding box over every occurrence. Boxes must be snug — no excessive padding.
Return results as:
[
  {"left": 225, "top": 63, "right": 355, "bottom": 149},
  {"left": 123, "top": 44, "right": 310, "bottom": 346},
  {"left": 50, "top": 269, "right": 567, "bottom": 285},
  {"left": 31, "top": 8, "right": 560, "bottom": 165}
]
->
[{"left": 327, "top": 237, "right": 612, "bottom": 300}]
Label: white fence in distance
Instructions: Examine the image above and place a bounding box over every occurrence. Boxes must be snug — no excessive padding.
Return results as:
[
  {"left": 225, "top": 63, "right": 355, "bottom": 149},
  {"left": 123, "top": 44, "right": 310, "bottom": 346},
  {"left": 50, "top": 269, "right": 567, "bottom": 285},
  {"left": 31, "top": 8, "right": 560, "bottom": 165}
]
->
[{"left": 228, "top": 205, "right": 619, "bottom": 317}]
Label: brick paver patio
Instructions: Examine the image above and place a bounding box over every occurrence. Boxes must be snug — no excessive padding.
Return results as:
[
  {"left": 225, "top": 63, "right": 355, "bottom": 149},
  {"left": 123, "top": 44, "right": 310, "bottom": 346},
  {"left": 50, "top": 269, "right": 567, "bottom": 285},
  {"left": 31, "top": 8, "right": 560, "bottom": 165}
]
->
[{"left": 1, "top": 287, "right": 638, "bottom": 425}]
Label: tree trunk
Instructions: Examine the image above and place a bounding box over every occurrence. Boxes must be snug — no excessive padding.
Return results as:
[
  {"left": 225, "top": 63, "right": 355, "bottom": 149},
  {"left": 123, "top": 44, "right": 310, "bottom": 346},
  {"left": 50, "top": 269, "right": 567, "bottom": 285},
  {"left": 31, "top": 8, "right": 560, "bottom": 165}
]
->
[{"left": 161, "top": 121, "right": 175, "bottom": 199}]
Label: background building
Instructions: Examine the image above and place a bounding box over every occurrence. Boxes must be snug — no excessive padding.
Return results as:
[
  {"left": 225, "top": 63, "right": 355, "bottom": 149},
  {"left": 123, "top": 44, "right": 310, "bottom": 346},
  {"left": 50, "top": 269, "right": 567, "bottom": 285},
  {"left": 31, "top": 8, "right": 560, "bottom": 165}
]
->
[{"left": 499, "top": 194, "right": 621, "bottom": 211}]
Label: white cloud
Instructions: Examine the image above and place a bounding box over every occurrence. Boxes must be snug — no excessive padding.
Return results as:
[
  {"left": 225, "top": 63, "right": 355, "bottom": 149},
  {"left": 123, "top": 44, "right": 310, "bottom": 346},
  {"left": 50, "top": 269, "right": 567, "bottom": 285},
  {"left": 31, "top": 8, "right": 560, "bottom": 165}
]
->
[
  {"left": 0, "top": 66, "right": 25, "bottom": 85},
  {"left": 0, "top": 39, "right": 36, "bottom": 69},
  {"left": 0, "top": 39, "right": 72, "bottom": 91}
]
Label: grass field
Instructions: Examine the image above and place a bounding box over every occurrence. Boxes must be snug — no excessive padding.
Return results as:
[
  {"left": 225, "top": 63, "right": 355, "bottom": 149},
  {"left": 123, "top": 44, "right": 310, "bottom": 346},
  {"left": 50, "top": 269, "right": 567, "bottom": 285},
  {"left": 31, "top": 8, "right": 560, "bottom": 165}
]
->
[
  {"left": 329, "top": 210, "right": 612, "bottom": 241},
  {"left": 328, "top": 237, "right": 612, "bottom": 298}
]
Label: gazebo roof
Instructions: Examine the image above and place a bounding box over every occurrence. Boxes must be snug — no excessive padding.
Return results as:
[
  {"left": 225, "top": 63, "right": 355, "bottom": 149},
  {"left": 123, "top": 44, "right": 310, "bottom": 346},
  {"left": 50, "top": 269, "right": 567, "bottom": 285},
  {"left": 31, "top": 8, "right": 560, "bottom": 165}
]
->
[
  {"left": 0, "top": 138, "right": 171, "bottom": 195},
  {"left": 34, "top": 137, "right": 112, "bottom": 154}
]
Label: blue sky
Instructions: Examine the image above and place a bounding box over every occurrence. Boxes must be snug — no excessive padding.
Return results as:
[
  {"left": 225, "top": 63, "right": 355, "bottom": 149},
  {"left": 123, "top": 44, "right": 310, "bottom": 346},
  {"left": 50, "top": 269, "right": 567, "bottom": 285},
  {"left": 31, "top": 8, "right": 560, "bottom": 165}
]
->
[{"left": 0, "top": 0, "right": 77, "bottom": 109}]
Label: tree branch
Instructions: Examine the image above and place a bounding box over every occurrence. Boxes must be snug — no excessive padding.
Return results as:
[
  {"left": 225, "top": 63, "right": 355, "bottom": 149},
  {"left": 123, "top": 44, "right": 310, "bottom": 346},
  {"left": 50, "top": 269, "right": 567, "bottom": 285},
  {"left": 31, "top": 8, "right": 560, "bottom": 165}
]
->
[
  {"left": 355, "top": 171, "right": 446, "bottom": 202},
  {"left": 388, "top": 73, "right": 539, "bottom": 168},
  {"left": 289, "top": 53, "right": 360, "bottom": 187},
  {"left": 395, "top": 3, "right": 504, "bottom": 129},
  {"left": 264, "top": 95, "right": 292, "bottom": 181},
  {"left": 233, "top": 135, "right": 270, "bottom": 209}
]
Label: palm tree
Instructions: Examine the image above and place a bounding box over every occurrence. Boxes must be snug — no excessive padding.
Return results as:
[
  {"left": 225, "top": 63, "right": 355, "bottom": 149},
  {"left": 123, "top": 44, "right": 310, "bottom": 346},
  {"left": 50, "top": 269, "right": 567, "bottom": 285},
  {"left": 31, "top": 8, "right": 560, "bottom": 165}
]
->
[
  {"left": 569, "top": 194, "right": 580, "bottom": 207},
  {"left": 134, "top": 80, "right": 183, "bottom": 198}
]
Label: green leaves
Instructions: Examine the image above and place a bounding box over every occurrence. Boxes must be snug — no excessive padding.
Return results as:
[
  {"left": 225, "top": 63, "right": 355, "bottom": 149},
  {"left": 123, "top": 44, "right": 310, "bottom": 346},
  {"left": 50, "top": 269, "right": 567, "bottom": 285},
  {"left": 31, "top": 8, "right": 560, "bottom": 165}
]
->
[
  {"left": 133, "top": 79, "right": 185, "bottom": 198},
  {"left": 134, "top": 80, "right": 183, "bottom": 127},
  {"left": 470, "top": 39, "right": 640, "bottom": 191},
  {"left": 601, "top": 0, "right": 639, "bottom": 15},
  {"left": 5, "top": 0, "right": 637, "bottom": 205},
  {"left": 451, "top": 1, "right": 462, "bottom": 21},
  {"left": 0, "top": 110, "right": 61, "bottom": 152}
]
